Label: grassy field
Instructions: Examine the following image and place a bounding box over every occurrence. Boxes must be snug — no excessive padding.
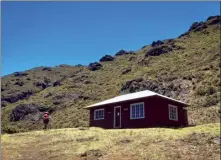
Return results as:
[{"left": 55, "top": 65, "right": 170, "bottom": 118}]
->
[{"left": 2, "top": 123, "right": 220, "bottom": 160}]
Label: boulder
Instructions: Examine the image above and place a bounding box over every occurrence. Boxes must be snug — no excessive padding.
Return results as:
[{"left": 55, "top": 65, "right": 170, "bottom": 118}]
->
[
  {"left": 1, "top": 101, "right": 8, "bottom": 108},
  {"left": 121, "top": 77, "right": 192, "bottom": 103},
  {"left": 115, "top": 50, "right": 135, "bottom": 56},
  {"left": 13, "top": 72, "right": 28, "bottom": 77},
  {"left": 178, "top": 32, "right": 189, "bottom": 38},
  {"left": 100, "top": 55, "right": 115, "bottom": 62},
  {"left": 14, "top": 81, "right": 24, "bottom": 86},
  {"left": 34, "top": 81, "right": 48, "bottom": 89},
  {"left": 9, "top": 103, "right": 52, "bottom": 122},
  {"left": 115, "top": 50, "right": 127, "bottom": 56},
  {"left": 145, "top": 45, "right": 173, "bottom": 57},
  {"left": 53, "top": 80, "right": 61, "bottom": 87},
  {"left": 178, "top": 16, "right": 220, "bottom": 38},
  {"left": 189, "top": 22, "right": 204, "bottom": 31},
  {"left": 121, "top": 78, "right": 167, "bottom": 95},
  {"left": 84, "top": 80, "right": 91, "bottom": 84},
  {"left": 194, "top": 24, "right": 207, "bottom": 32},
  {"left": 59, "top": 64, "right": 73, "bottom": 68},
  {"left": 151, "top": 40, "right": 164, "bottom": 47},
  {"left": 88, "top": 62, "right": 102, "bottom": 71},
  {"left": 42, "top": 67, "right": 52, "bottom": 71},
  {"left": 10, "top": 104, "right": 39, "bottom": 121},
  {"left": 207, "top": 15, "right": 218, "bottom": 21},
  {"left": 122, "top": 68, "right": 132, "bottom": 74},
  {"left": 44, "top": 77, "right": 51, "bottom": 84},
  {"left": 2, "top": 90, "right": 33, "bottom": 103},
  {"left": 141, "top": 45, "right": 148, "bottom": 49},
  {"left": 75, "top": 64, "right": 83, "bottom": 67},
  {"left": 188, "top": 22, "right": 208, "bottom": 32},
  {"left": 166, "top": 39, "right": 174, "bottom": 43},
  {"left": 206, "top": 15, "right": 220, "bottom": 25}
]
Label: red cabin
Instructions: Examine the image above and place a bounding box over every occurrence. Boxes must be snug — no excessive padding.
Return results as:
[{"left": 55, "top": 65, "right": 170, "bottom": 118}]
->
[{"left": 84, "top": 90, "right": 188, "bottom": 129}]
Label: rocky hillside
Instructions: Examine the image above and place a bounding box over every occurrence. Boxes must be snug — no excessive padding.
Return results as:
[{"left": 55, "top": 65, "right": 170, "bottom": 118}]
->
[{"left": 1, "top": 15, "right": 220, "bottom": 133}]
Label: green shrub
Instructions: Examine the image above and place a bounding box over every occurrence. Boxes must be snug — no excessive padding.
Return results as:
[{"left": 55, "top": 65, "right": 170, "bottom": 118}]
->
[
  {"left": 203, "top": 95, "right": 219, "bottom": 107},
  {"left": 196, "top": 87, "right": 207, "bottom": 96},
  {"left": 3, "top": 125, "right": 20, "bottom": 134},
  {"left": 207, "top": 86, "right": 217, "bottom": 95},
  {"left": 196, "top": 85, "right": 217, "bottom": 96}
]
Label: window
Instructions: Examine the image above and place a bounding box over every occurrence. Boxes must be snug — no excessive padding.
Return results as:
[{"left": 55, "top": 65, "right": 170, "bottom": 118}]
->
[
  {"left": 130, "top": 102, "right": 145, "bottom": 119},
  {"left": 168, "top": 104, "right": 178, "bottom": 121},
  {"left": 94, "top": 109, "right": 104, "bottom": 120}
]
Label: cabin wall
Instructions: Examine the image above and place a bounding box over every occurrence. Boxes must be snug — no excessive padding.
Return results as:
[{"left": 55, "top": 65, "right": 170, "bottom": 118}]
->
[
  {"left": 147, "top": 96, "right": 188, "bottom": 127},
  {"left": 89, "top": 96, "right": 188, "bottom": 129},
  {"left": 89, "top": 104, "right": 114, "bottom": 129}
]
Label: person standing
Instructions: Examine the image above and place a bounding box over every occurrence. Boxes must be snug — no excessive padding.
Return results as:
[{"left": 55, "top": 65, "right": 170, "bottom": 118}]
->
[{"left": 43, "top": 112, "right": 50, "bottom": 130}]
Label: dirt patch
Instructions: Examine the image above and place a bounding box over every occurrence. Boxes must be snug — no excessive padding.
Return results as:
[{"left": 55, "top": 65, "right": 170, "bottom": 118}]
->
[
  {"left": 78, "top": 127, "right": 89, "bottom": 130},
  {"left": 76, "top": 136, "right": 98, "bottom": 142},
  {"left": 79, "top": 149, "right": 103, "bottom": 160},
  {"left": 117, "top": 138, "right": 133, "bottom": 145}
]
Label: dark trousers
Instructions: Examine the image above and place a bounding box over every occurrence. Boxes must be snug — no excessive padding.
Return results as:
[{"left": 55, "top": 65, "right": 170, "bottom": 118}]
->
[{"left": 43, "top": 119, "right": 49, "bottom": 130}]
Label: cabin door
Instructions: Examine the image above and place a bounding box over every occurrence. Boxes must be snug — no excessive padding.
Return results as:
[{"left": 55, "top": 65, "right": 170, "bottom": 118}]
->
[{"left": 114, "top": 106, "right": 121, "bottom": 128}]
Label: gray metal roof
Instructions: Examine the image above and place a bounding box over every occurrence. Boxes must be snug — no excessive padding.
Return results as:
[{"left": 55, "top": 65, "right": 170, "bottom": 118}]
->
[{"left": 84, "top": 90, "right": 188, "bottom": 109}]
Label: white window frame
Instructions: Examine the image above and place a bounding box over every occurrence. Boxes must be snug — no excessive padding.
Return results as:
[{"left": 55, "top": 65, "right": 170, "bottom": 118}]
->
[
  {"left": 168, "top": 104, "right": 178, "bottom": 121},
  {"left": 130, "top": 102, "right": 145, "bottom": 119},
  {"left": 94, "top": 108, "right": 104, "bottom": 120}
]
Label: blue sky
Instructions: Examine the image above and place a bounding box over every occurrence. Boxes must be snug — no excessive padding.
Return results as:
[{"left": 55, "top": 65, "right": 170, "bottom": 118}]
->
[{"left": 2, "top": 2, "right": 220, "bottom": 76}]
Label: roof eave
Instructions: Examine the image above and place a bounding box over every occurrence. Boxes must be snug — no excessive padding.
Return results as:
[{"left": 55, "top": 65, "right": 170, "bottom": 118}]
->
[
  {"left": 83, "top": 95, "right": 157, "bottom": 109},
  {"left": 83, "top": 94, "right": 189, "bottom": 109},
  {"left": 154, "top": 95, "right": 189, "bottom": 106}
]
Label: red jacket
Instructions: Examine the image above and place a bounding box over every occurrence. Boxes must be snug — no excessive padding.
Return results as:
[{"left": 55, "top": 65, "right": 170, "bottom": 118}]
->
[{"left": 43, "top": 113, "right": 49, "bottom": 120}]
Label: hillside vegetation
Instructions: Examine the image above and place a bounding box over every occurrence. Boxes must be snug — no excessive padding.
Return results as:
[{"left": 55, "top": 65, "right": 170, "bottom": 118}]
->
[
  {"left": 1, "top": 15, "right": 220, "bottom": 133},
  {"left": 2, "top": 123, "right": 220, "bottom": 160}
]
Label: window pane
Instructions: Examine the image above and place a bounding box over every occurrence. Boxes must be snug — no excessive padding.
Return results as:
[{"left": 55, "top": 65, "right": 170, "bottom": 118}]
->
[
  {"left": 132, "top": 106, "right": 135, "bottom": 118},
  {"left": 132, "top": 106, "right": 135, "bottom": 113},
  {"left": 131, "top": 103, "right": 145, "bottom": 119},
  {"left": 136, "top": 106, "right": 139, "bottom": 118},
  {"left": 95, "top": 110, "right": 104, "bottom": 120},
  {"left": 132, "top": 113, "right": 135, "bottom": 118},
  {"left": 169, "top": 106, "right": 177, "bottom": 120},
  {"left": 140, "top": 108, "right": 143, "bottom": 117},
  {"left": 132, "top": 107, "right": 135, "bottom": 117},
  {"left": 96, "top": 111, "right": 98, "bottom": 119},
  {"left": 140, "top": 104, "right": 144, "bottom": 117}
]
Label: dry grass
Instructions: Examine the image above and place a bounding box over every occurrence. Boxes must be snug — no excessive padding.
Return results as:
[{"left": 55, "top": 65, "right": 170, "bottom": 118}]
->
[{"left": 2, "top": 123, "right": 220, "bottom": 160}]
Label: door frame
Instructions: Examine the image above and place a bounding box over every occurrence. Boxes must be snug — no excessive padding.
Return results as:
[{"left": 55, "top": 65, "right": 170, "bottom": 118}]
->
[{"left": 114, "top": 106, "right": 121, "bottom": 128}]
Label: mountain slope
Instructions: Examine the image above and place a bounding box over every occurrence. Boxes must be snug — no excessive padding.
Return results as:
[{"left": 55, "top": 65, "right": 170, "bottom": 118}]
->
[{"left": 1, "top": 15, "right": 220, "bottom": 133}]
